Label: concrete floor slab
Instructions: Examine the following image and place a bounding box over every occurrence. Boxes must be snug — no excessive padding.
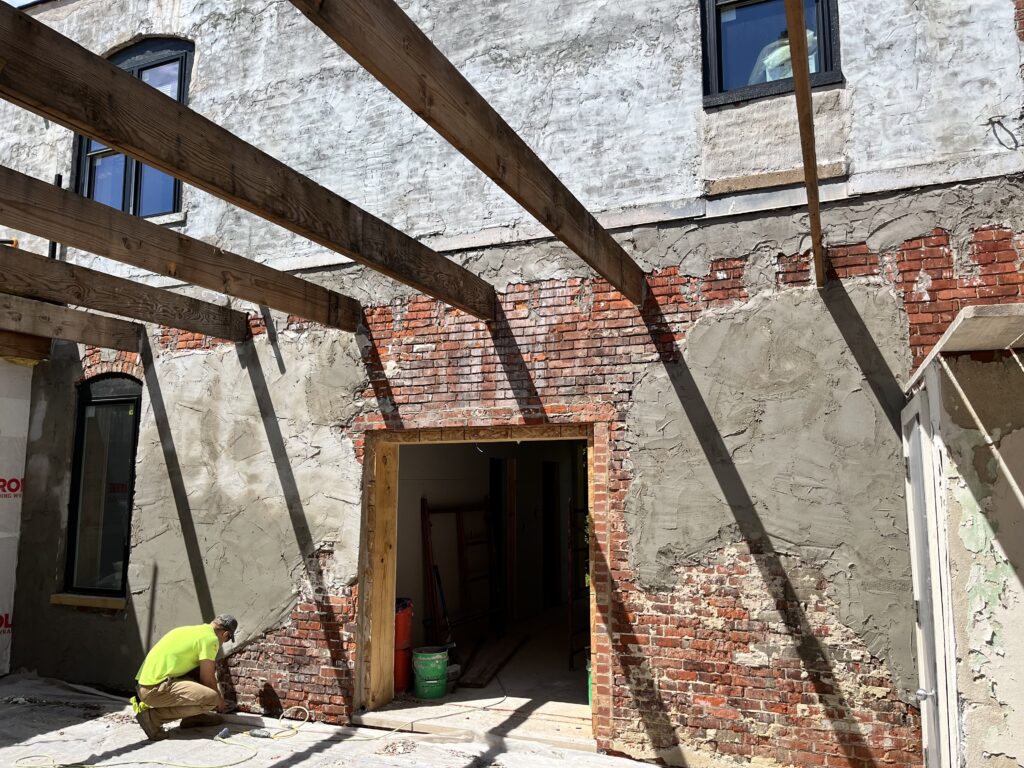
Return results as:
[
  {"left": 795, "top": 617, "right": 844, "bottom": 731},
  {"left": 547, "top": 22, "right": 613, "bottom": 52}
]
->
[
  {"left": 357, "top": 608, "right": 594, "bottom": 752},
  {"left": 0, "top": 674, "right": 643, "bottom": 768}
]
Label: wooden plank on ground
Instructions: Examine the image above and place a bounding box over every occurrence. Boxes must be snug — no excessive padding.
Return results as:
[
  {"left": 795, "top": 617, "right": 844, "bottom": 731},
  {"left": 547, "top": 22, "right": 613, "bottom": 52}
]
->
[
  {"left": 0, "top": 244, "right": 249, "bottom": 341},
  {"left": 289, "top": 0, "right": 647, "bottom": 306},
  {"left": 366, "top": 442, "right": 399, "bottom": 710},
  {"left": 783, "top": 0, "right": 825, "bottom": 287},
  {"left": 0, "top": 166, "right": 360, "bottom": 332},
  {"left": 0, "top": 293, "right": 142, "bottom": 351},
  {"left": 0, "top": 330, "right": 49, "bottom": 361},
  {"left": 459, "top": 631, "right": 527, "bottom": 688},
  {"left": 0, "top": 4, "right": 496, "bottom": 321}
]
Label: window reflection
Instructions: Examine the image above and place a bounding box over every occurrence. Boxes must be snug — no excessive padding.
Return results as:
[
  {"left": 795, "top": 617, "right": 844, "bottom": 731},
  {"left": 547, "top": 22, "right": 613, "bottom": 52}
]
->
[
  {"left": 88, "top": 153, "right": 125, "bottom": 210},
  {"left": 138, "top": 164, "right": 176, "bottom": 217}
]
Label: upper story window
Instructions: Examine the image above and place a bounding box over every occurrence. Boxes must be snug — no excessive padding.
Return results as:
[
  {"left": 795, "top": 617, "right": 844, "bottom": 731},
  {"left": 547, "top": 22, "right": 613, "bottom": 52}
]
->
[
  {"left": 74, "top": 38, "right": 193, "bottom": 217},
  {"left": 702, "top": 0, "right": 841, "bottom": 107},
  {"left": 65, "top": 375, "right": 143, "bottom": 596}
]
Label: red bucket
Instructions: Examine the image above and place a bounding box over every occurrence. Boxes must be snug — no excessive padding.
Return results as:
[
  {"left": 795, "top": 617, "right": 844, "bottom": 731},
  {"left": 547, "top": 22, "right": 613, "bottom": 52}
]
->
[
  {"left": 395, "top": 598, "right": 413, "bottom": 650},
  {"left": 394, "top": 647, "right": 412, "bottom": 693}
]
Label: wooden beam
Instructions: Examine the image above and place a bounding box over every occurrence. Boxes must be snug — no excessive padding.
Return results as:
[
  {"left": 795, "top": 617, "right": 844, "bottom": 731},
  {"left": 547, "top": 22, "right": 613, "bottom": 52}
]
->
[
  {"left": 783, "top": 0, "right": 825, "bottom": 288},
  {"left": 0, "top": 293, "right": 143, "bottom": 351},
  {"left": 289, "top": 0, "right": 647, "bottom": 306},
  {"left": 0, "top": 166, "right": 360, "bottom": 333},
  {"left": 0, "top": 244, "right": 249, "bottom": 341},
  {"left": 365, "top": 441, "right": 398, "bottom": 710},
  {"left": 0, "top": 4, "right": 495, "bottom": 321},
  {"left": 0, "top": 330, "right": 49, "bottom": 361}
]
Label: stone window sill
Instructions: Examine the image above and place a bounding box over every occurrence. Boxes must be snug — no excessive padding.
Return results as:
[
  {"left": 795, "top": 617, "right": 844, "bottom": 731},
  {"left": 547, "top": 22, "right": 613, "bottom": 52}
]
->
[
  {"left": 144, "top": 211, "right": 187, "bottom": 228},
  {"left": 49, "top": 593, "right": 127, "bottom": 611}
]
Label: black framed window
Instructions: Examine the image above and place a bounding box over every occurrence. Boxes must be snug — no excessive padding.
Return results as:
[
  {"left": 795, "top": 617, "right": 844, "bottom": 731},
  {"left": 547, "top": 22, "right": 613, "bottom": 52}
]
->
[
  {"left": 73, "top": 38, "right": 193, "bottom": 217},
  {"left": 702, "top": 0, "right": 841, "bottom": 107},
  {"left": 65, "top": 375, "right": 143, "bottom": 597}
]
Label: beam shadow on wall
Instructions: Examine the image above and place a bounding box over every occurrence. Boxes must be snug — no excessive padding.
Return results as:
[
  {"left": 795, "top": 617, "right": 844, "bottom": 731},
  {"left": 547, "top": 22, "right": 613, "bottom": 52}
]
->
[
  {"left": 141, "top": 337, "right": 215, "bottom": 621},
  {"left": 234, "top": 338, "right": 356, "bottom": 722},
  {"left": 489, "top": 303, "right": 548, "bottom": 424},
  {"left": 358, "top": 318, "right": 404, "bottom": 430},
  {"left": 819, "top": 278, "right": 904, "bottom": 436},
  {"left": 636, "top": 295, "right": 879, "bottom": 768}
]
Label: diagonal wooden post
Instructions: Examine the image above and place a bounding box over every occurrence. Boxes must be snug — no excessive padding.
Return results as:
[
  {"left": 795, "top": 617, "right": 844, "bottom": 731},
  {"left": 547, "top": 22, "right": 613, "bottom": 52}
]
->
[{"left": 783, "top": 0, "right": 825, "bottom": 287}]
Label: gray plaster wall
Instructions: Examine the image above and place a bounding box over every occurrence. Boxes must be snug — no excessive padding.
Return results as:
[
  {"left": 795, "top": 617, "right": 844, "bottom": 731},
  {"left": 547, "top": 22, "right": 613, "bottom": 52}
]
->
[
  {"left": 624, "top": 284, "right": 916, "bottom": 692},
  {"left": 13, "top": 333, "right": 368, "bottom": 686},
  {"left": 0, "top": 0, "right": 1022, "bottom": 280},
  {"left": 937, "top": 356, "right": 1024, "bottom": 768}
]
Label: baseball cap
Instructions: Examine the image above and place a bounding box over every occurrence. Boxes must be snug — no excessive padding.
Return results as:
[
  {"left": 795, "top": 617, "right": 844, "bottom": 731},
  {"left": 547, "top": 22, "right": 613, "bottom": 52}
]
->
[{"left": 213, "top": 614, "right": 238, "bottom": 642}]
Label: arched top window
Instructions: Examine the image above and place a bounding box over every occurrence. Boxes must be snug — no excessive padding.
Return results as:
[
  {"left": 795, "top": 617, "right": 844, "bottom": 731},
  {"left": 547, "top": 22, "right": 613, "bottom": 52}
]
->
[
  {"left": 73, "top": 38, "right": 194, "bottom": 217},
  {"left": 65, "top": 374, "right": 143, "bottom": 596}
]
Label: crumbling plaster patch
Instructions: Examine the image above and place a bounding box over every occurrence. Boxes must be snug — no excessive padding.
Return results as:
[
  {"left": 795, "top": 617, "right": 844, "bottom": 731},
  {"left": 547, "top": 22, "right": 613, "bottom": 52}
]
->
[
  {"left": 702, "top": 88, "right": 850, "bottom": 184},
  {"left": 939, "top": 357, "right": 1024, "bottom": 768},
  {"left": 623, "top": 285, "right": 917, "bottom": 691},
  {"left": 296, "top": 176, "right": 1024, "bottom": 310}
]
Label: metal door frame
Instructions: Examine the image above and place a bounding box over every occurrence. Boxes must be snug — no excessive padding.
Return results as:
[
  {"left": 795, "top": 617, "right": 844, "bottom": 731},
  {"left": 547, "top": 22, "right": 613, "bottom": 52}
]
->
[{"left": 903, "top": 385, "right": 959, "bottom": 768}]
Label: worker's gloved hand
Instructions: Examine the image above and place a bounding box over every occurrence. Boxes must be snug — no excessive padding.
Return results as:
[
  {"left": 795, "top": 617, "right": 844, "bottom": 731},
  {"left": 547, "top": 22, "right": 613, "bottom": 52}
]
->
[{"left": 216, "top": 697, "right": 228, "bottom": 713}]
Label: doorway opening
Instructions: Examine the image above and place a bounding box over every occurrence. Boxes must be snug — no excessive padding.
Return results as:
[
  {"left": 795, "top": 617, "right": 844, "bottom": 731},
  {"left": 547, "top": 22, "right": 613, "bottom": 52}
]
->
[{"left": 357, "top": 436, "right": 594, "bottom": 749}]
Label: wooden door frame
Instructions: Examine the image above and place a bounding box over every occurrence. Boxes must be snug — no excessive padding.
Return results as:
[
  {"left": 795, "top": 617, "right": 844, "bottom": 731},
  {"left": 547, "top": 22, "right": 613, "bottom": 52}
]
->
[{"left": 353, "top": 423, "right": 603, "bottom": 715}]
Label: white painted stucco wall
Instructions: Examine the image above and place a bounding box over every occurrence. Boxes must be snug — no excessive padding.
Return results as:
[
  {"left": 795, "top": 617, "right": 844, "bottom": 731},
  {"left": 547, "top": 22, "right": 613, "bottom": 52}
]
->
[{"left": 0, "top": 0, "right": 1022, "bottom": 280}]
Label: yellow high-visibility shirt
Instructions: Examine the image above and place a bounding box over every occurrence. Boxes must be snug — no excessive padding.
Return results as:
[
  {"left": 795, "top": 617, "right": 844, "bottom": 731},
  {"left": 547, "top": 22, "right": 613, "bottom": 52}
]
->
[{"left": 136, "top": 624, "right": 219, "bottom": 686}]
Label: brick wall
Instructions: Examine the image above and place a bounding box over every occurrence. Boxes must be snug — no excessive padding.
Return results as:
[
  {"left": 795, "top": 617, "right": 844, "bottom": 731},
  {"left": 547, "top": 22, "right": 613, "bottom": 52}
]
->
[
  {"left": 148, "top": 222, "right": 1024, "bottom": 766},
  {"left": 220, "top": 546, "right": 358, "bottom": 723},
  {"left": 80, "top": 347, "right": 144, "bottom": 381}
]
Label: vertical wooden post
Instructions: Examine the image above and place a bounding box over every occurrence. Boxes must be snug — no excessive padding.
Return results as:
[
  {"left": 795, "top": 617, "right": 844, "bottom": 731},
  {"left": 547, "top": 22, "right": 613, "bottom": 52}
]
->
[
  {"left": 365, "top": 441, "right": 399, "bottom": 710},
  {"left": 783, "top": 0, "right": 826, "bottom": 287}
]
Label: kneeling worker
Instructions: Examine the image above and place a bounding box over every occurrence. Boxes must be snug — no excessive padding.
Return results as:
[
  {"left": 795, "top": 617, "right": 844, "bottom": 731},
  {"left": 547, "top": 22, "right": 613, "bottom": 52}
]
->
[{"left": 130, "top": 614, "right": 238, "bottom": 740}]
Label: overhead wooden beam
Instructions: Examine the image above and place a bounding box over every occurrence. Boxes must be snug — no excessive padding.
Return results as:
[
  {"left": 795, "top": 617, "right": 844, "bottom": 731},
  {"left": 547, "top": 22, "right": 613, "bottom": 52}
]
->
[
  {"left": 0, "top": 244, "right": 249, "bottom": 342},
  {"left": 0, "top": 330, "right": 49, "bottom": 362},
  {"left": 0, "top": 292, "right": 143, "bottom": 351},
  {"left": 0, "top": 166, "right": 360, "bottom": 333},
  {"left": 0, "top": 4, "right": 496, "bottom": 321},
  {"left": 288, "top": 0, "right": 647, "bottom": 306},
  {"left": 783, "top": 0, "right": 826, "bottom": 288}
]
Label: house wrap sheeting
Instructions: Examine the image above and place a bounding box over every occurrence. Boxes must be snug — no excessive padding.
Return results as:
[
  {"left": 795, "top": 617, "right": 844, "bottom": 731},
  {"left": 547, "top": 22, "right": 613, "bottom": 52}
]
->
[{"left": 0, "top": 360, "right": 31, "bottom": 673}]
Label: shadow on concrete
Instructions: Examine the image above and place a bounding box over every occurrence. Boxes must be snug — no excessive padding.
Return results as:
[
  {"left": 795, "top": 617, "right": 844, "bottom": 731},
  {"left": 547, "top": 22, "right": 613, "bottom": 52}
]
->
[
  {"left": 488, "top": 304, "right": 547, "bottom": 424},
  {"left": 632, "top": 292, "right": 879, "bottom": 768},
  {"left": 141, "top": 337, "right": 216, "bottom": 621},
  {"left": 260, "top": 305, "right": 287, "bottom": 375},
  {"left": 455, "top": 688, "right": 547, "bottom": 768},
  {"left": 235, "top": 339, "right": 353, "bottom": 712},
  {"left": 820, "top": 279, "right": 904, "bottom": 436},
  {"left": 59, "top": 737, "right": 158, "bottom": 764}
]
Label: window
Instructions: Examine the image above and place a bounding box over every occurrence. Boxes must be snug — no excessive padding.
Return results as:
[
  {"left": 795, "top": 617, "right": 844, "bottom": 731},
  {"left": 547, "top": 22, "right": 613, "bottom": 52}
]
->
[
  {"left": 73, "top": 38, "right": 193, "bottom": 217},
  {"left": 65, "top": 375, "right": 143, "bottom": 596},
  {"left": 702, "top": 0, "right": 841, "bottom": 106}
]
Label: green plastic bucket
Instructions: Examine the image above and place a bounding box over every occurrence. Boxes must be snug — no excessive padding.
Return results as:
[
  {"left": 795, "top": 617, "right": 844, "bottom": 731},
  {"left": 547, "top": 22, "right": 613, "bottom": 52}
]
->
[
  {"left": 412, "top": 646, "right": 449, "bottom": 681},
  {"left": 414, "top": 676, "right": 447, "bottom": 700}
]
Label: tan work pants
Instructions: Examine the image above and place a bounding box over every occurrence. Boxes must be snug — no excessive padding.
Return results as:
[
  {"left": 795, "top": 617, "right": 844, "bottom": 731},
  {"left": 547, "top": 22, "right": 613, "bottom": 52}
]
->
[{"left": 137, "top": 678, "right": 219, "bottom": 726}]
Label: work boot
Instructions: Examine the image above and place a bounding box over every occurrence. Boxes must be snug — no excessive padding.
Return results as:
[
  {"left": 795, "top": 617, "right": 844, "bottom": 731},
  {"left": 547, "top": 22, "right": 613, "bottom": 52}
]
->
[
  {"left": 179, "top": 712, "right": 224, "bottom": 729},
  {"left": 135, "top": 709, "right": 166, "bottom": 741}
]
